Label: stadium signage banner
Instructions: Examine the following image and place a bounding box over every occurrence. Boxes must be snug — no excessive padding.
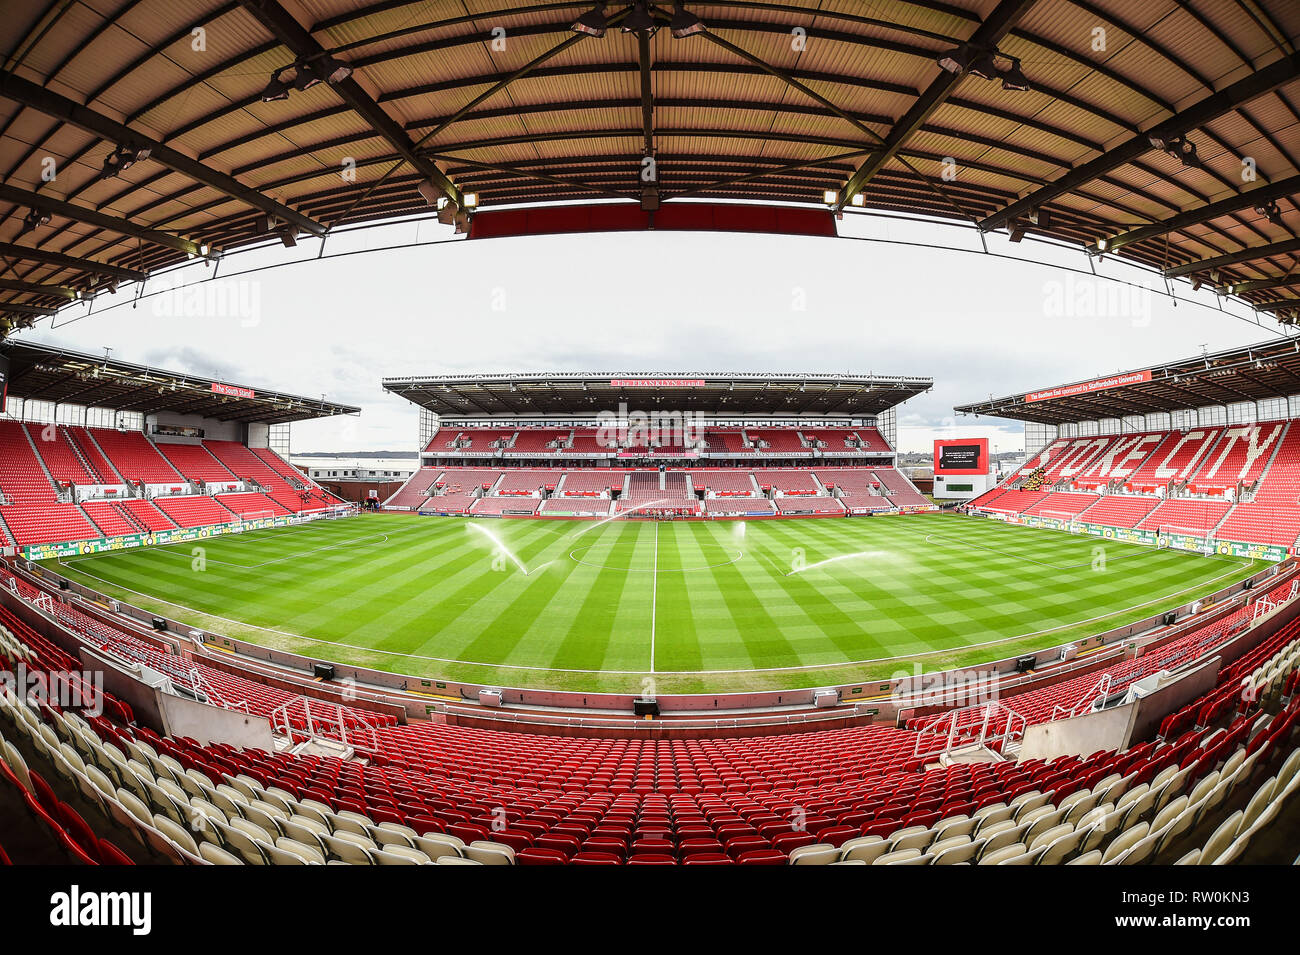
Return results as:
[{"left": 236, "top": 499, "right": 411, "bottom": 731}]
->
[
  {"left": 934, "top": 438, "right": 989, "bottom": 476},
  {"left": 609, "top": 378, "right": 706, "bottom": 388},
  {"left": 211, "top": 382, "right": 256, "bottom": 399},
  {"left": 22, "top": 515, "right": 294, "bottom": 560},
  {"left": 1025, "top": 370, "right": 1152, "bottom": 403}
]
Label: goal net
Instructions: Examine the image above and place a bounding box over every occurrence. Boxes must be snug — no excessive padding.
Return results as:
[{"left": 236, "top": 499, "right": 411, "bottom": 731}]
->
[
  {"left": 1041, "top": 509, "right": 1081, "bottom": 532},
  {"left": 1155, "top": 524, "right": 1215, "bottom": 556},
  {"left": 238, "top": 510, "right": 277, "bottom": 524}
]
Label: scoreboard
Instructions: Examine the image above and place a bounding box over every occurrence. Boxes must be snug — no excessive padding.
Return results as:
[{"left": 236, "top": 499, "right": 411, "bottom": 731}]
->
[{"left": 934, "top": 438, "right": 989, "bottom": 476}]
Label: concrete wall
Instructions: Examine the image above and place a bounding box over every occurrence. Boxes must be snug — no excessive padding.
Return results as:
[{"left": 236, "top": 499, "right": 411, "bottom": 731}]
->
[
  {"left": 157, "top": 691, "right": 275, "bottom": 749},
  {"left": 1018, "top": 701, "right": 1135, "bottom": 761}
]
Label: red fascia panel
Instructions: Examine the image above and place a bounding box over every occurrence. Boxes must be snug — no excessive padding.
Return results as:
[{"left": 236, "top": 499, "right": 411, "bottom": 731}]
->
[{"left": 469, "top": 203, "right": 837, "bottom": 239}]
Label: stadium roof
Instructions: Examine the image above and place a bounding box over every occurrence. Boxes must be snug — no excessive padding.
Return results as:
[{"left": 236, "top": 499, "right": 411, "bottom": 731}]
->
[
  {"left": 383, "top": 372, "right": 932, "bottom": 417},
  {"left": 1, "top": 2, "right": 1300, "bottom": 330},
  {"left": 1, "top": 339, "right": 359, "bottom": 423},
  {"left": 954, "top": 336, "right": 1300, "bottom": 425}
]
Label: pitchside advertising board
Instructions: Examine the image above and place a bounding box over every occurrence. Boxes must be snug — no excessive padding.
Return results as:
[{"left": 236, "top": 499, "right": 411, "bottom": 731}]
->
[{"left": 21, "top": 514, "right": 296, "bottom": 560}]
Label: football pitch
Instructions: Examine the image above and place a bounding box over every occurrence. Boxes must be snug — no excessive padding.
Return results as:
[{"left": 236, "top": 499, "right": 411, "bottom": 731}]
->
[{"left": 45, "top": 512, "right": 1267, "bottom": 693}]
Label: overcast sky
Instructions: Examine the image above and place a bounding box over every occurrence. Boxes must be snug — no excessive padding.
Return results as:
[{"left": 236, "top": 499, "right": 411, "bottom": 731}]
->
[{"left": 28, "top": 209, "right": 1291, "bottom": 456}]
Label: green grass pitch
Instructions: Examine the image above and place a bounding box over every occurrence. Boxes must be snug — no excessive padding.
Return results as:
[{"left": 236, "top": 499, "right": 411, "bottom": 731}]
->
[{"left": 44, "top": 512, "right": 1266, "bottom": 693}]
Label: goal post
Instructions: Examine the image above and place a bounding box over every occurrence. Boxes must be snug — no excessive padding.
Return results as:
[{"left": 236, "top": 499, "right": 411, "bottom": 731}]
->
[
  {"left": 1040, "top": 509, "right": 1081, "bottom": 533},
  {"left": 1154, "top": 524, "right": 1215, "bottom": 556},
  {"left": 237, "top": 509, "right": 277, "bottom": 524}
]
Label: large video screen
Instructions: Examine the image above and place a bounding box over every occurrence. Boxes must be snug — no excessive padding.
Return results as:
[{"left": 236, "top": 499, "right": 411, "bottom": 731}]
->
[{"left": 934, "top": 438, "right": 989, "bottom": 475}]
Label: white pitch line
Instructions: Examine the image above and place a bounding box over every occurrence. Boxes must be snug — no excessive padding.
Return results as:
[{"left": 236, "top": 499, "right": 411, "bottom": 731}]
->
[{"left": 650, "top": 521, "right": 659, "bottom": 673}]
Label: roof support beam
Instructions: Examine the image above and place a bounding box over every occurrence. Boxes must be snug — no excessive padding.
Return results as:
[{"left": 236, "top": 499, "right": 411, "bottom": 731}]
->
[
  {"left": 0, "top": 68, "right": 325, "bottom": 239},
  {"left": 1164, "top": 237, "right": 1300, "bottom": 278},
  {"left": 239, "top": 0, "right": 462, "bottom": 213},
  {"left": 0, "top": 302, "right": 58, "bottom": 316},
  {"left": 0, "top": 278, "right": 79, "bottom": 300},
  {"left": 0, "top": 242, "right": 146, "bottom": 282},
  {"left": 980, "top": 49, "right": 1300, "bottom": 232},
  {"left": 1224, "top": 274, "right": 1300, "bottom": 295},
  {"left": 835, "top": 0, "right": 1037, "bottom": 212},
  {"left": 637, "top": 31, "right": 654, "bottom": 156},
  {"left": 0, "top": 183, "right": 200, "bottom": 257},
  {"left": 1101, "top": 175, "right": 1300, "bottom": 254}
]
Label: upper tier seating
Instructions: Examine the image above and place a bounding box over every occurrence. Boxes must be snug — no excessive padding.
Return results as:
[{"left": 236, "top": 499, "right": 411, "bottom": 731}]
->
[
  {"left": 1186, "top": 421, "right": 1286, "bottom": 492},
  {"left": 745, "top": 429, "right": 809, "bottom": 455},
  {"left": 444, "top": 430, "right": 515, "bottom": 454},
  {"left": 1077, "top": 495, "right": 1160, "bottom": 528},
  {"left": 702, "top": 430, "right": 753, "bottom": 454},
  {"left": 24, "top": 423, "right": 93, "bottom": 484},
  {"left": 507, "top": 429, "right": 571, "bottom": 455},
  {"left": 564, "top": 429, "right": 610, "bottom": 455},
  {"left": 155, "top": 442, "right": 237, "bottom": 483},
  {"left": 154, "top": 495, "right": 237, "bottom": 528},
  {"left": 64, "top": 427, "right": 118, "bottom": 484},
  {"left": 1071, "top": 432, "right": 1165, "bottom": 489},
  {"left": 754, "top": 470, "right": 822, "bottom": 494},
  {"left": 1216, "top": 424, "right": 1300, "bottom": 548},
  {"left": 83, "top": 428, "right": 181, "bottom": 484},
  {"left": 1126, "top": 428, "right": 1224, "bottom": 491}
]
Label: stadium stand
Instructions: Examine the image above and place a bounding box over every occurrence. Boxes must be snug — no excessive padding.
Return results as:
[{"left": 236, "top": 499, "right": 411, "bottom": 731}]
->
[
  {"left": 491, "top": 471, "right": 558, "bottom": 495},
  {"left": 153, "top": 496, "right": 237, "bottom": 528},
  {"left": 385, "top": 468, "right": 442, "bottom": 509},
  {"left": 1022, "top": 492, "right": 1099, "bottom": 517},
  {"left": 701, "top": 430, "right": 753, "bottom": 454},
  {"left": 872, "top": 468, "right": 931, "bottom": 508},
  {"left": 1126, "top": 429, "right": 1224, "bottom": 492},
  {"left": 702, "top": 498, "right": 776, "bottom": 515},
  {"left": 83, "top": 429, "right": 181, "bottom": 484},
  {"left": 1216, "top": 425, "right": 1300, "bottom": 548},
  {"left": 63, "top": 427, "right": 120, "bottom": 484},
  {"left": 1076, "top": 495, "right": 1161, "bottom": 528},
  {"left": 556, "top": 472, "right": 621, "bottom": 496},
  {"left": 539, "top": 498, "right": 611, "bottom": 516},
  {"left": 506, "top": 429, "right": 571, "bottom": 456},
  {"left": 155, "top": 442, "right": 237, "bottom": 484},
  {"left": 204, "top": 441, "right": 332, "bottom": 514},
  {"left": 1136, "top": 499, "right": 1232, "bottom": 535},
  {"left": 119, "top": 499, "right": 179, "bottom": 532},
  {"left": 1186, "top": 421, "right": 1286, "bottom": 493},
  {"left": 0, "top": 421, "right": 99, "bottom": 546},
  {"left": 695, "top": 472, "right": 759, "bottom": 496},
  {"left": 564, "top": 430, "right": 609, "bottom": 455},
  {"left": 23, "top": 423, "right": 93, "bottom": 485},
  {"left": 745, "top": 429, "right": 809, "bottom": 456},
  {"left": 753, "top": 469, "right": 823, "bottom": 495}
]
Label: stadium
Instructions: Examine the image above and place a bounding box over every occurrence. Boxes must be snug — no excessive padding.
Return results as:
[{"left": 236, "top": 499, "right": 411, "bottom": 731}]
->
[{"left": 0, "top": 0, "right": 1298, "bottom": 908}]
